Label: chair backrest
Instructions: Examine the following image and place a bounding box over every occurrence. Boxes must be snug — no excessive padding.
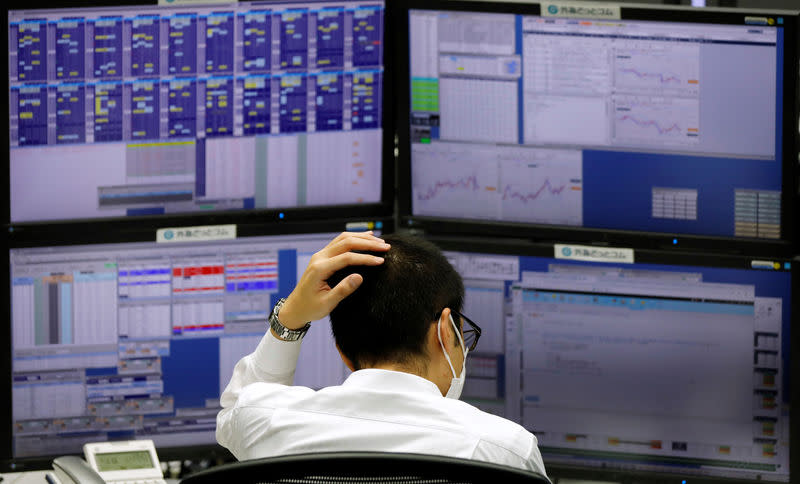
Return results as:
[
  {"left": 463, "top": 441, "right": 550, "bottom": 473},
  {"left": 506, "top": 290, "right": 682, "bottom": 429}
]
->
[{"left": 180, "top": 451, "right": 551, "bottom": 484}]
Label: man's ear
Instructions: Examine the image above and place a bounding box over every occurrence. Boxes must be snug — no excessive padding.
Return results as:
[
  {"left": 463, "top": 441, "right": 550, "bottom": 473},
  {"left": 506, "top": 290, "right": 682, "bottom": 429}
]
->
[
  {"left": 424, "top": 308, "right": 452, "bottom": 357},
  {"left": 336, "top": 343, "right": 356, "bottom": 372},
  {"left": 438, "top": 307, "right": 454, "bottom": 348}
]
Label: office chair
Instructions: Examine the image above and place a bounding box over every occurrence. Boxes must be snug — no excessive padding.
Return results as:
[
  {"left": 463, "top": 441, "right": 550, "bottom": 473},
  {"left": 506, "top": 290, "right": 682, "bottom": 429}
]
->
[{"left": 180, "top": 451, "right": 551, "bottom": 484}]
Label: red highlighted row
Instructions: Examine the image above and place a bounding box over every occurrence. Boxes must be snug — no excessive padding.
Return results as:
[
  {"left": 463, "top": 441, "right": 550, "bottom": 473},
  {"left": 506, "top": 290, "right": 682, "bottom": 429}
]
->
[
  {"left": 173, "top": 266, "right": 224, "bottom": 277},
  {"left": 173, "top": 286, "right": 225, "bottom": 293},
  {"left": 226, "top": 262, "right": 277, "bottom": 268},
  {"left": 226, "top": 274, "right": 277, "bottom": 280}
]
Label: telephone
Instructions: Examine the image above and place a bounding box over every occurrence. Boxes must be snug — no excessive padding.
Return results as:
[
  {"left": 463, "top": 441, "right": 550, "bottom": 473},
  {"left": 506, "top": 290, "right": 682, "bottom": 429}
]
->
[{"left": 52, "top": 440, "right": 166, "bottom": 484}]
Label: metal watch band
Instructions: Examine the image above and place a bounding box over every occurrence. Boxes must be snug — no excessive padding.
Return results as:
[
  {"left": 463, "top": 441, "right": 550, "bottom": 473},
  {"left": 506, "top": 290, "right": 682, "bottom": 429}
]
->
[{"left": 269, "top": 298, "right": 310, "bottom": 341}]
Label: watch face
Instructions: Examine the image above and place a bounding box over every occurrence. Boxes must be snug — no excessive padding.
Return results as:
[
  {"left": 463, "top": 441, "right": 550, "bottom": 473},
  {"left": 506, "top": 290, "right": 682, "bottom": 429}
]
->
[
  {"left": 272, "top": 298, "right": 285, "bottom": 317},
  {"left": 269, "top": 298, "right": 308, "bottom": 340}
]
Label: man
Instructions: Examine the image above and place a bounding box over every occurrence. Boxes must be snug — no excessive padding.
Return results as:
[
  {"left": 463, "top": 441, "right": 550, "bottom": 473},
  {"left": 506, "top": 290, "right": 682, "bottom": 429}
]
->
[{"left": 216, "top": 231, "right": 546, "bottom": 475}]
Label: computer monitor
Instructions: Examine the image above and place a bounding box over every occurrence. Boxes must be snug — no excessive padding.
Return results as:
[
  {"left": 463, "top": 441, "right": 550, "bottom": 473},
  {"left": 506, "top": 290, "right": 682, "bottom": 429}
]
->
[
  {"left": 428, "top": 235, "right": 793, "bottom": 483},
  {"left": 6, "top": 0, "right": 390, "bottom": 224},
  {"left": 2, "top": 221, "right": 386, "bottom": 469},
  {"left": 396, "top": 1, "right": 799, "bottom": 250}
]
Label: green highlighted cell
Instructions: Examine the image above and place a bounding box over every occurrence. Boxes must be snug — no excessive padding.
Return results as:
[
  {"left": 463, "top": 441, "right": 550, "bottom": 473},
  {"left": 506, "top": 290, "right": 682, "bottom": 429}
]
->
[{"left": 412, "top": 77, "right": 439, "bottom": 112}]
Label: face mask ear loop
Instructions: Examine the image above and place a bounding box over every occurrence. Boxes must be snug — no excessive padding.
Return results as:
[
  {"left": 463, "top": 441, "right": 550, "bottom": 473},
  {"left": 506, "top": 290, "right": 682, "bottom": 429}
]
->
[
  {"left": 450, "top": 314, "right": 467, "bottom": 378},
  {"left": 437, "top": 318, "right": 458, "bottom": 378}
]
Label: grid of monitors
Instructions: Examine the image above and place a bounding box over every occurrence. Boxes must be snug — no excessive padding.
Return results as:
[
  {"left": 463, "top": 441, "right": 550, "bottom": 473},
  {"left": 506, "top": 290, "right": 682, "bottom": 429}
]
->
[
  {"left": 431, "top": 239, "right": 793, "bottom": 482},
  {"left": 7, "top": 228, "right": 386, "bottom": 461},
  {"left": 7, "top": 0, "right": 386, "bottom": 223},
  {"left": 400, "top": 1, "right": 797, "bottom": 243}
]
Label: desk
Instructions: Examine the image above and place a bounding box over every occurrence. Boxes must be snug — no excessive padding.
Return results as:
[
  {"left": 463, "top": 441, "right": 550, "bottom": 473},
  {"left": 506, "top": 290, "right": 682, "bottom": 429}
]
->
[
  {"left": 0, "top": 471, "right": 180, "bottom": 484},
  {"left": 0, "top": 471, "right": 51, "bottom": 484}
]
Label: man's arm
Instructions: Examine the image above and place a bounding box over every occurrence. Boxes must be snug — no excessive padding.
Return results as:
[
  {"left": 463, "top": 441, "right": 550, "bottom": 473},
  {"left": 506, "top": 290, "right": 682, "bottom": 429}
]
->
[
  {"left": 215, "top": 330, "right": 304, "bottom": 458},
  {"left": 216, "top": 231, "right": 390, "bottom": 457},
  {"left": 526, "top": 439, "right": 548, "bottom": 478}
]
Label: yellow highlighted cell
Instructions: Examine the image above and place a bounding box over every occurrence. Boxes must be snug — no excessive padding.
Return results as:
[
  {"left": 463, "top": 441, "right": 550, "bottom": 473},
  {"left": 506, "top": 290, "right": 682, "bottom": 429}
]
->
[{"left": 127, "top": 141, "right": 193, "bottom": 148}]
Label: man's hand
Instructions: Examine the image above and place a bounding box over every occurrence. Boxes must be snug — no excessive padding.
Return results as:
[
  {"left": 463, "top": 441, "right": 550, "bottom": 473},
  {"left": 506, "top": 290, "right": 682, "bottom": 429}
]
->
[{"left": 276, "top": 231, "right": 390, "bottom": 330}]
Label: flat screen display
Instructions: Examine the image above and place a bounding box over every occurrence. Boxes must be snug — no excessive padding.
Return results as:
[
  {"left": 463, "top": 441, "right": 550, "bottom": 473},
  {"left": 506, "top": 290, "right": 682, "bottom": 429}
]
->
[
  {"left": 8, "top": 0, "right": 385, "bottom": 222},
  {"left": 8, "top": 227, "right": 383, "bottom": 459},
  {"left": 403, "top": 2, "right": 796, "bottom": 242},
  {"left": 433, "top": 239, "right": 792, "bottom": 482}
]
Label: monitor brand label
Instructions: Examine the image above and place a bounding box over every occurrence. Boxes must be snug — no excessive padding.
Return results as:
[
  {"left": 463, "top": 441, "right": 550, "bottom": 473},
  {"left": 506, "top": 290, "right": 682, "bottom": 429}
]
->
[
  {"left": 555, "top": 244, "right": 634, "bottom": 264},
  {"left": 751, "top": 260, "right": 787, "bottom": 271},
  {"left": 157, "top": 224, "right": 237, "bottom": 243},
  {"left": 542, "top": 2, "right": 621, "bottom": 19}
]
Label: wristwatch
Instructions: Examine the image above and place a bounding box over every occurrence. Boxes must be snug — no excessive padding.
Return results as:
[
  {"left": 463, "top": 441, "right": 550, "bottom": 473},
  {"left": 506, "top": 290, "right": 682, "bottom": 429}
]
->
[{"left": 269, "top": 297, "right": 310, "bottom": 341}]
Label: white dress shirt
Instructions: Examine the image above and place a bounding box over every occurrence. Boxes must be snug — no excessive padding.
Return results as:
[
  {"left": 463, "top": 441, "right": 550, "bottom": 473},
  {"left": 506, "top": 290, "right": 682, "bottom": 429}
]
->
[{"left": 217, "top": 331, "right": 547, "bottom": 476}]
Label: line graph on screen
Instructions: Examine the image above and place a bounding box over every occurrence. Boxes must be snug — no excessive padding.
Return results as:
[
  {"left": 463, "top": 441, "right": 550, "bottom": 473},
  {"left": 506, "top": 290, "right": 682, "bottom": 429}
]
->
[
  {"left": 417, "top": 174, "right": 481, "bottom": 201},
  {"left": 411, "top": 142, "right": 583, "bottom": 225},
  {"left": 617, "top": 115, "right": 682, "bottom": 135},
  {"left": 412, "top": 143, "right": 583, "bottom": 225},
  {"left": 618, "top": 68, "right": 682, "bottom": 86},
  {"left": 613, "top": 96, "right": 699, "bottom": 146},
  {"left": 613, "top": 44, "right": 700, "bottom": 96},
  {"left": 498, "top": 157, "right": 582, "bottom": 225},
  {"left": 501, "top": 177, "right": 568, "bottom": 203},
  {"left": 412, "top": 144, "right": 500, "bottom": 220}
]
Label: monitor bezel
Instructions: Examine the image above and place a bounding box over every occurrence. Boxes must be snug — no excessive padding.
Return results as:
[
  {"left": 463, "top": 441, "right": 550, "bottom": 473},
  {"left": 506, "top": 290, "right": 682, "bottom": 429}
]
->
[
  {"left": 423, "top": 233, "right": 796, "bottom": 484},
  {"left": 0, "top": 216, "right": 395, "bottom": 472},
  {"left": 394, "top": 0, "right": 800, "bottom": 256},
  {"left": 2, "top": 0, "right": 396, "bottom": 228}
]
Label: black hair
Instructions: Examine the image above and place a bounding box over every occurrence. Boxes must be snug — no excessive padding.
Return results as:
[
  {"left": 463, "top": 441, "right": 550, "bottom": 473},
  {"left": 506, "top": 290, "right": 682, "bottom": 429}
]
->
[{"left": 328, "top": 233, "right": 464, "bottom": 371}]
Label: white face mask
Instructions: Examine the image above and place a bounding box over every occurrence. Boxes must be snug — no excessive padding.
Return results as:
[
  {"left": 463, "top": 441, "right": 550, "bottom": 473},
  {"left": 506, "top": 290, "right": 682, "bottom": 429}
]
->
[{"left": 437, "top": 313, "right": 468, "bottom": 400}]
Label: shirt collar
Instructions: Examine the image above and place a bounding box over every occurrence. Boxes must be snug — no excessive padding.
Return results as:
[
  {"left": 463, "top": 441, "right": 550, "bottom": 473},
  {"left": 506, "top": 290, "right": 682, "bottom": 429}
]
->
[{"left": 342, "top": 369, "right": 443, "bottom": 397}]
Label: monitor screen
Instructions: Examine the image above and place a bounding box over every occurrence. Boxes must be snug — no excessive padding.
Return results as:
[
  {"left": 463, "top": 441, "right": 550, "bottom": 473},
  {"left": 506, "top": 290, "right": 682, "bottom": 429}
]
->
[
  {"left": 8, "top": 0, "right": 386, "bottom": 223},
  {"left": 432, "top": 238, "right": 792, "bottom": 482},
  {"left": 401, "top": 2, "right": 797, "bottom": 243},
  {"left": 7, "top": 226, "right": 384, "bottom": 461}
]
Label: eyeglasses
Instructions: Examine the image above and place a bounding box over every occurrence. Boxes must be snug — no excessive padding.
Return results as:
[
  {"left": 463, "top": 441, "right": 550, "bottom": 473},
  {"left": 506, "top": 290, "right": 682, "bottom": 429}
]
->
[{"left": 450, "top": 309, "right": 482, "bottom": 352}]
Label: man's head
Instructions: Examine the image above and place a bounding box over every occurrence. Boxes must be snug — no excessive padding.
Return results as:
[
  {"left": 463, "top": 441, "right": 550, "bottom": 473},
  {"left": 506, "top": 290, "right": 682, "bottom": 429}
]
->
[{"left": 327, "top": 233, "right": 464, "bottom": 374}]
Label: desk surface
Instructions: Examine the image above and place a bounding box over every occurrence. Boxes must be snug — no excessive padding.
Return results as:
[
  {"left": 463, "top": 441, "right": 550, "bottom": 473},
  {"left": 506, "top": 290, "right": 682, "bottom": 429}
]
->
[
  {"left": 0, "top": 470, "right": 51, "bottom": 484},
  {"left": 0, "top": 471, "right": 180, "bottom": 484}
]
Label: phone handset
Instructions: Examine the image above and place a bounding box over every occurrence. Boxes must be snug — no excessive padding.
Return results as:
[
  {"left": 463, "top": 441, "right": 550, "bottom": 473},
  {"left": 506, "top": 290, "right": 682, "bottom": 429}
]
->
[{"left": 52, "top": 456, "right": 106, "bottom": 484}]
